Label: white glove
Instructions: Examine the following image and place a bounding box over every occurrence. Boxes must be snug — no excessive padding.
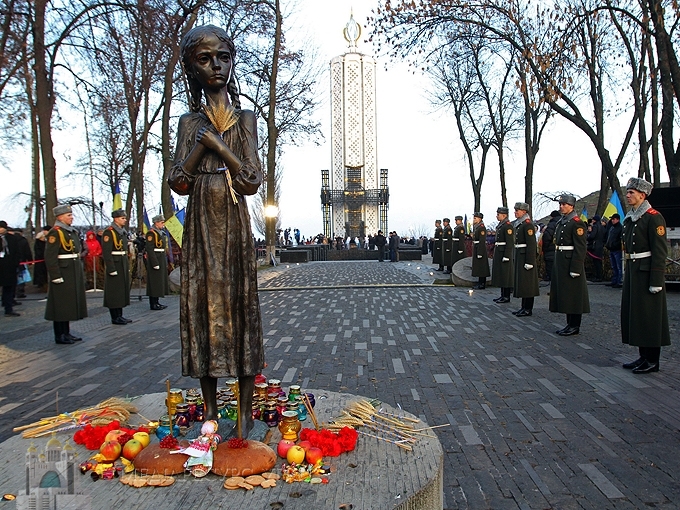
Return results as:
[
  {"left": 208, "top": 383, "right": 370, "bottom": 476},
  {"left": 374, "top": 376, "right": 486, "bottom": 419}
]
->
[
  {"left": 502, "top": 257, "right": 509, "bottom": 262},
  {"left": 649, "top": 286, "right": 662, "bottom": 294},
  {"left": 524, "top": 264, "right": 533, "bottom": 270},
  {"left": 477, "top": 255, "right": 482, "bottom": 259},
  {"left": 458, "top": 251, "right": 463, "bottom": 254},
  {"left": 153, "top": 266, "right": 160, "bottom": 270},
  {"left": 570, "top": 272, "right": 580, "bottom": 278},
  {"left": 52, "top": 278, "right": 64, "bottom": 284},
  {"left": 109, "top": 271, "right": 118, "bottom": 276}
]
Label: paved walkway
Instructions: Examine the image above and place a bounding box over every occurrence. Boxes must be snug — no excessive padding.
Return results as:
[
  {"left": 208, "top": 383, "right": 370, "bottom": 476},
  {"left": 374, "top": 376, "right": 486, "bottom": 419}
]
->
[{"left": 1, "top": 259, "right": 678, "bottom": 509}]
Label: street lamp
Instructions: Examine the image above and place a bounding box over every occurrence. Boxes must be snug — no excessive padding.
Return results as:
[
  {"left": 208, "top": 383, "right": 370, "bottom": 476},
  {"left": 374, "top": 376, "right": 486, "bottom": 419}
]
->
[{"left": 264, "top": 204, "right": 279, "bottom": 265}]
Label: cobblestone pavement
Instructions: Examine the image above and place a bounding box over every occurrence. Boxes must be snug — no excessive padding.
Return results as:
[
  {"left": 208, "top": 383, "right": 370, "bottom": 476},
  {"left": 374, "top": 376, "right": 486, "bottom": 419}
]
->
[{"left": 1, "top": 259, "right": 679, "bottom": 509}]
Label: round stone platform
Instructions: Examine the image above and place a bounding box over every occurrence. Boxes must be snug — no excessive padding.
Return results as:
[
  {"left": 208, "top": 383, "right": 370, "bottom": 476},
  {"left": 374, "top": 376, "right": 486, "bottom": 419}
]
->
[{"left": 4, "top": 390, "right": 443, "bottom": 509}]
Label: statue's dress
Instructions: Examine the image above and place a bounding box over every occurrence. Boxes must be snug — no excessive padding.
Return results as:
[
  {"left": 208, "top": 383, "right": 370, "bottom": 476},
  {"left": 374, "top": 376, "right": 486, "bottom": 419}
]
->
[{"left": 169, "top": 110, "right": 264, "bottom": 378}]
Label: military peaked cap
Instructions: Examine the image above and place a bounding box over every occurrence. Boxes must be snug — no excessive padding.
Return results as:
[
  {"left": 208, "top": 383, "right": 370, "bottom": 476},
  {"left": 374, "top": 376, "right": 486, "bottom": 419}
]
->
[
  {"left": 556, "top": 194, "right": 576, "bottom": 206},
  {"left": 53, "top": 204, "right": 72, "bottom": 217}
]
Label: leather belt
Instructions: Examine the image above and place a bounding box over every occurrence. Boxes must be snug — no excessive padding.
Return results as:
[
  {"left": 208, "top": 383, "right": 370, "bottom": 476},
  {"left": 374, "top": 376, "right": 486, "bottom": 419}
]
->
[
  {"left": 515, "top": 244, "right": 527, "bottom": 248},
  {"left": 556, "top": 245, "right": 574, "bottom": 251},
  {"left": 625, "top": 251, "right": 651, "bottom": 260},
  {"left": 154, "top": 248, "right": 165, "bottom": 252},
  {"left": 495, "top": 242, "right": 506, "bottom": 246},
  {"left": 111, "top": 251, "right": 126, "bottom": 255},
  {"left": 58, "top": 254, "right": 78, "bottom": 259}
]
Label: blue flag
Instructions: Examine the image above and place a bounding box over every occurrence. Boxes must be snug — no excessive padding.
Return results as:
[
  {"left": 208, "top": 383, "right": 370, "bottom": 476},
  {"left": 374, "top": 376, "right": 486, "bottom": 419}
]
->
[{"left": 603, "top": 191, "right": 625, "bottom": 218}]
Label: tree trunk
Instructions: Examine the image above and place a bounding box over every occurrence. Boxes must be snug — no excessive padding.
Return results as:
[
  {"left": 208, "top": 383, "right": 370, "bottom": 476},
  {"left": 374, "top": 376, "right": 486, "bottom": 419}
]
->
[
  {"left": 33, "top": 0, "right": 57, "bottom": 223},
  {"left": 265, "top": 0, "right": 282, "bottom": 264},
  {"left": 23, "top": 56, "right": 42, "bottom": 230},
  {"left": 161, "top": 10, "right": 200, "bottom": 221},
  {"left": 648, "top": 0, "right": 680, "bottom": 186}
]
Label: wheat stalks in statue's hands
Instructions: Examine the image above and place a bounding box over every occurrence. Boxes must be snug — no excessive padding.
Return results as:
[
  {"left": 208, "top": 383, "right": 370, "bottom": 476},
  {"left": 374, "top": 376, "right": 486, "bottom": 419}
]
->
[
  {"left": 203, "top": 103, "right": 240, "bottom": 204},
  {"left": 203, "top": 103, "right": 238, "bottom": 134}
]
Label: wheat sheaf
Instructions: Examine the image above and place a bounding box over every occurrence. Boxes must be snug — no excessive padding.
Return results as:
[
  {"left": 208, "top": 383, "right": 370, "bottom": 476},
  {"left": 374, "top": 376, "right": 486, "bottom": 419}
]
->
[
  {"left": 203, "top": 103, "right": 239, "bottom": 134},
  {"left": 203, "top": 103, "right": 240, "bottom": 204}
]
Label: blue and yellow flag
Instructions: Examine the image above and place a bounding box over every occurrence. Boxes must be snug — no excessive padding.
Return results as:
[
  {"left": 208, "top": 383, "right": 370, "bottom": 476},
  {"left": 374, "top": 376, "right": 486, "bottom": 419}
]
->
[
  {"left": 142, "top": 207, "right": 151, "bottom": 234},
  {"left": 580, "top": 206, "right": 588, "bottom": 222},
  {"left": 603, "top": 191, "right": 625, "bottom": 218},
  {"left": 165, "top": 208, "right": 185, "bottom": 248},
  {"left": 112, "top": 182, "right": 123, "bottom": 211}
]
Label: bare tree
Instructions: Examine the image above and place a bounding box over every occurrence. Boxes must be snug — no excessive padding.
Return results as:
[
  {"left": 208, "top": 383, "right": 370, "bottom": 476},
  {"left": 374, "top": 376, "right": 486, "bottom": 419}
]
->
[
  {"left": 428, "top": 43, "right": 494, "bottom": 212},
  {"left": 237, "top": 0, "right": 322, "bottom": 261},
  {"left": 369, "top": 0, "right": 655, "bottom": 213}
]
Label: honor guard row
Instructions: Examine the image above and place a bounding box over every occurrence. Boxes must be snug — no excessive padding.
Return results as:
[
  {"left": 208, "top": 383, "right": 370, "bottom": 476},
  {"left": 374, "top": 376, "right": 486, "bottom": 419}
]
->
[
  {"left": 43, "top": 205, "right": 172, "bottom": 344},
  {"left": 432, "top": 217, "right": 465, "bottom": 274}
]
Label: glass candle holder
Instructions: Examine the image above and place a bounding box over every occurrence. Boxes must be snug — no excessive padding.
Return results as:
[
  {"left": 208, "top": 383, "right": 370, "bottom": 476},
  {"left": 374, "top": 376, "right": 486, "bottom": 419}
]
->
[
  {"left": 294, "top": 395, "right": 307, "bottom": 421},
  {"left": 174, "top": 403, "right": 191, "bottom": 428},
  {"left": 165, "top": 388, "right": 184, "bottom": 417},
  {"left": 288, "top": 385, "right": 301, "bottom": 402},
  {"left": 278, "top": 410, "right": 301, "bottom": 441},
  {"left": 262, "top": 401, "right": 279, "bottom": 427},
  {"left": 156, "top": 415, "right": 180, "bottom": 440}
]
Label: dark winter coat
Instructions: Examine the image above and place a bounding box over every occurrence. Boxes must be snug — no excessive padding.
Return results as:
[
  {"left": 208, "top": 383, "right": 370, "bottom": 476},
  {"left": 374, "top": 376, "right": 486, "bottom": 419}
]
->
[
  {"left": 44, "top": 223, "right": 88, "bottom": 322},
  {"left": 33, "top": 238, "right": 48, "bottom": 287},
  {"left": 542, "top": 217, "right": 559, "bottom": 257},
  {"left": 102, "top": 224, "right": 131, "bottom": 309},
  {"left": 145, "top": 227, "right": 169, "bottom": 298},
  {"left": 513, "top": 218, "right": 539, "bottom": 298},
  {"left": 441, "top": 224, "right": 454, "bottom": 267},
  {"left": 432, "top": 226, "right": 443, "bottom": 265},
  {"left": 621, "top": 204, "right": 670, "bottom": 347},
  {"left": 491, "top": 219, "right": 514, "bottom": 288},
  {"left": 452, "top": 224, "right": 466, "bottom": 264},
  {"left": 0, "top": 233, "right": 20, "bottom": 286},
  {"left": 471, "top": 222, "right": 490, "bottom": 278},
  {"left": 605, "top": 222, "right": 622, "bottom": 252},
  {"left": 549, "top": 214, "right": 590, "bottom": 314}
]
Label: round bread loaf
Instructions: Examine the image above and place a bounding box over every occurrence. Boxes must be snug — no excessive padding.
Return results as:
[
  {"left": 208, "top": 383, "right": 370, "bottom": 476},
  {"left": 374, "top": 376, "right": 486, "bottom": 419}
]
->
[
  {"left": 133, "top": 444, "right": 189, "bottom": 475},
  {"left": 211, "top": 440, "right": 276, "bottom": 477}
]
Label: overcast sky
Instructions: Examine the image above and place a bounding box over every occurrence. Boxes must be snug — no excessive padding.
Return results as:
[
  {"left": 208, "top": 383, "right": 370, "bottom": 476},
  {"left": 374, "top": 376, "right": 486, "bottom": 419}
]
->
[{"left": 0, "top": 0, "right": 641, "bottom": 236}]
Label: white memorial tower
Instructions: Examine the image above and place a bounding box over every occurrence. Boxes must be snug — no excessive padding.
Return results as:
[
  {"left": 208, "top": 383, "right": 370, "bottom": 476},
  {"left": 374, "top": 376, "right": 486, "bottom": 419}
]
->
[{"left": 321, "top": 13, "right": 388, "bottom": 239}]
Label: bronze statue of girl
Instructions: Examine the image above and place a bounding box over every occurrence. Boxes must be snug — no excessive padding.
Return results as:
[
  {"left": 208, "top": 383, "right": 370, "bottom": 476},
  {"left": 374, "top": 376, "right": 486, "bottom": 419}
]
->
[{"left": 169, "top": 25, "right": 264, "bottom": 438}]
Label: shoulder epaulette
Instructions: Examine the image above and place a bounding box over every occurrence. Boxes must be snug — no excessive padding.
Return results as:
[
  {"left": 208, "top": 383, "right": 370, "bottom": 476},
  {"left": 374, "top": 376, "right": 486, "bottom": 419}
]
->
[
  {"left": 648, "top": 208, "right": 659, "bottom": 215},
  {"left": 106, "top": 226, "right": 114, "bottom": 230},
  {"left": 573, "top": 215, "right": 581, "bottom": 221},
  {"left": 54, "top": 226, "right": 60, "bottom": 230},
  {"left": 525, "top": 218, "right": 531, "bottom": 223}
]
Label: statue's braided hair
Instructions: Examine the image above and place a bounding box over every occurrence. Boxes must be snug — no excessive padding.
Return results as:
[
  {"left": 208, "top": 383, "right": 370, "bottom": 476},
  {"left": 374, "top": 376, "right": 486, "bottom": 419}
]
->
[{"left": 180, "top": 25, "right": 240, "bottom": 112}]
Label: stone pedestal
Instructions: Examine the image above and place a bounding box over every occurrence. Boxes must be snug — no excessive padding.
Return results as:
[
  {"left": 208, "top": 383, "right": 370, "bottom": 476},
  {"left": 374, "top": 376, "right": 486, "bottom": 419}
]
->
[{"left": 2, "top": 390, "right": 443, "bottom": 509}]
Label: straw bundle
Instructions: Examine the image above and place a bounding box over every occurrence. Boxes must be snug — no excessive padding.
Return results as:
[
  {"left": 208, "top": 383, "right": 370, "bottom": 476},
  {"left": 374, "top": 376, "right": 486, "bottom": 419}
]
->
[{"left": 14, "top": 397, "right": 138, "bottom": 439}]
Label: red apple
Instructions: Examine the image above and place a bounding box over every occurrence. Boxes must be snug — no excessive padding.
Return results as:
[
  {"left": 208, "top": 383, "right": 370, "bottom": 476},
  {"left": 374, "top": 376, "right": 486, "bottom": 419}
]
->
[
  {"left": 277, "top": 439, "right": 296, "bottom": 458},
  {"left": 305, "top": 447, "right": 323, "bottom": 465},
  {"left": 286, "top": 445, "right": 306, "bottom": 465},
  {"left": 99, "top": 440, "right": 122, "bottom": 461},
  {"left": 122, "top": 439, "right": 144, "bottom": 460},
  {"left": 297, "top": 440, "right": 312, "bottom": 452},
  {"left": 104, "top": 430, "right": 127, "bottom": 443}
]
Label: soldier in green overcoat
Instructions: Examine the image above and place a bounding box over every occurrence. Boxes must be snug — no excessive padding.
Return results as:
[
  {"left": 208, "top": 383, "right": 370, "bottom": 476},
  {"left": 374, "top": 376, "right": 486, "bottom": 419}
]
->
[
  {"left": 620, "top": 177, "right": 670, "bottom": 374},
  {"left": 146, "top": 215, "right": 170, "bottom": 310},
  {"left": 103, "top": 209, "right": 131, "bottom": 325},
  {"left": 441, "top": 218, "right": 454, "bottom": 274},
  {"left": 511, "top": 203, "right": 539, "bottom": 316},
  {"left": 549, "top": 195, "right": 590, "bottom": 335},
  {"left": 491, "top": 207, "right": 514, "bottom": 303},
  {"left": 452, "top": 216, "right": 466, "bottom": 265},
  {"left": 471, "top": 212, "right": 490, "bottom": 289},
  {"left": 432, "top": 219, "right": 443, "bottom": 271},
  {"left": 44, "top": 204, "right": 88, "bottom": 344}
]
